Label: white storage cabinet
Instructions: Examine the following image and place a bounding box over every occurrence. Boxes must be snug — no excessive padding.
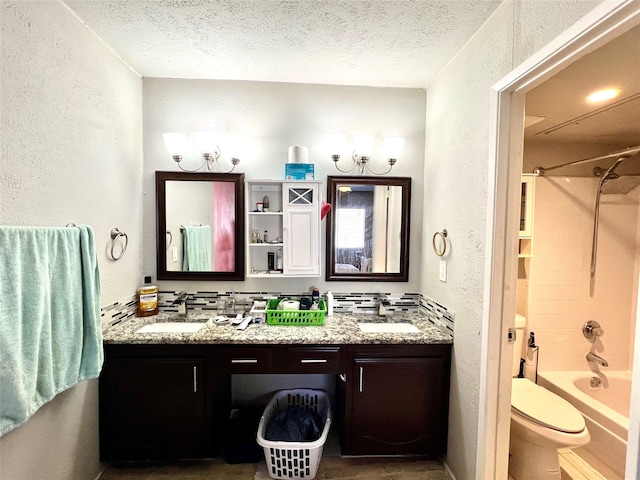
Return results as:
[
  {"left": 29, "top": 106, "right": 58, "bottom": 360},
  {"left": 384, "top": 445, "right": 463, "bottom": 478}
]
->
[{"left": 246, "top": 180, "right": 320, "bottom": 277}]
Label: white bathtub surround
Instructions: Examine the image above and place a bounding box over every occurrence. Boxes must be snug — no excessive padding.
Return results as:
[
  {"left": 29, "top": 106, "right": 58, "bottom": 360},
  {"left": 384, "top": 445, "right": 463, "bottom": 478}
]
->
[
  {"left": 522, "top": 177, "right": 639, "bottom": 372},
  {"left": 539, "top": 370, "right": 631, "bottom": 479}
]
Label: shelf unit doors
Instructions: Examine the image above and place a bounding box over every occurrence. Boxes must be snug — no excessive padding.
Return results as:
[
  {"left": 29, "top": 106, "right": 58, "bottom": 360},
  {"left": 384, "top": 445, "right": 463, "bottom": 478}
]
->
[{"left": 283, "top": 182, "right": 320, "bottom": 276}]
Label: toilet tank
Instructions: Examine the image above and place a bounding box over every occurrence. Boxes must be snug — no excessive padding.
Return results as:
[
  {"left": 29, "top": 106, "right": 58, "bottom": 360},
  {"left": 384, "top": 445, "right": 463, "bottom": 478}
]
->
[{"left": 512, "top": 314, "right": 527, "bottom": 377}]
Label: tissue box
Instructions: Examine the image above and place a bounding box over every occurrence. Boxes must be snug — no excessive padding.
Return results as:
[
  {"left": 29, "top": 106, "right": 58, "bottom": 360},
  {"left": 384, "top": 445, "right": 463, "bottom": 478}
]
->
[{"left": 285, "top": 163, "right": 315, "bottom": 180}]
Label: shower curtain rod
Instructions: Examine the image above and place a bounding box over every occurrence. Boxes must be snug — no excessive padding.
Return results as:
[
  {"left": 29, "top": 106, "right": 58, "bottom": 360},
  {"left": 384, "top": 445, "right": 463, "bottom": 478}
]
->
[{"left": 533, "top": 144, "right": 640, "bottom": 176}]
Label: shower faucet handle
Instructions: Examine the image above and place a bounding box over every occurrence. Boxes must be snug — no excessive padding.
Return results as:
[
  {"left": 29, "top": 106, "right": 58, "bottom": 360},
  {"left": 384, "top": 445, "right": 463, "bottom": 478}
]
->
[{"left": 582, "top": 320, "right": 604, "bottom": 343}]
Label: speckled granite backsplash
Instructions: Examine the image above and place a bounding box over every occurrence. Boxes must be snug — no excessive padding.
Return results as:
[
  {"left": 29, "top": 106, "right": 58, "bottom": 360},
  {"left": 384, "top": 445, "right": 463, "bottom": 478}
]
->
[{"left": 101, "top": 290, "right": 454, "bottom": 334}]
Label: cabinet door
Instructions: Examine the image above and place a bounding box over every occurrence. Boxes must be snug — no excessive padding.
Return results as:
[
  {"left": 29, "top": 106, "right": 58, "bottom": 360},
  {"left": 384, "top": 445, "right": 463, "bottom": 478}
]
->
[
  {"left": 100, "top": 357, "right": 206, "bottom": 460},
  {"left": 283, "top": 183, "right": 320, "bottom": 276},
  {"left": 349, "top": 357, "right": 448, "bottom": 455}
]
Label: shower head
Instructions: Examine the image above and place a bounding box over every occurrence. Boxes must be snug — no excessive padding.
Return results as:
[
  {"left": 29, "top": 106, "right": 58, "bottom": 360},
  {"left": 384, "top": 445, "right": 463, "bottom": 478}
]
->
[
  {"left": 600, "top": 175, "right": 640, "bottom": 194},
  {"left": 597, "top": 154, "right": 640, "bottom": 194},
  {"left": 597, "top": 156, "right": 628, "bottom": 190}
]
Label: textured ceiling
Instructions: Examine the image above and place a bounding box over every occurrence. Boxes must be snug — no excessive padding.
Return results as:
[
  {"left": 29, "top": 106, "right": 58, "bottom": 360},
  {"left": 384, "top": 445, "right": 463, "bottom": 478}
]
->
[{"left": 63, "top": 0, "right": 502, "bottom": 88}]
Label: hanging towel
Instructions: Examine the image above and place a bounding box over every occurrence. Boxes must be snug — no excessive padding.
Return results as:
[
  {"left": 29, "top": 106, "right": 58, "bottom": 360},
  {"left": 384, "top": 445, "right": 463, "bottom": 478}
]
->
[
  {"left": 0, "top": 225, "right": 102, "bottom": 436},
  {"left": 182, "top": 225, "right": 212, "bottom": 271}
]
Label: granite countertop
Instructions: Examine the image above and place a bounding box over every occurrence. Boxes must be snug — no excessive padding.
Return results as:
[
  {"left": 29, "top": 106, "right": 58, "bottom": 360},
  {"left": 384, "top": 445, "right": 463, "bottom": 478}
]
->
[{"left": 103, "top": 311, "right": 453, "bottom": 345}]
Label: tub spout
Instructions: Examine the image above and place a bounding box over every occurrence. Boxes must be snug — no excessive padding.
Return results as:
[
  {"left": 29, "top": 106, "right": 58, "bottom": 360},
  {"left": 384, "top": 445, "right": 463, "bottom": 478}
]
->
[{"left": 586, "top": 352, "right": 609, "bottom": 367}]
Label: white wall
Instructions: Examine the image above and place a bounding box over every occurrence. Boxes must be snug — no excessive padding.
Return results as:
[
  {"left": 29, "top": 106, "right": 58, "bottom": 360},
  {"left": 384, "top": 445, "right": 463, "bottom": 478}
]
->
[
  {"left": 143, "top": 79, "right": 426, "bottom": 295},
  {"left": 0, "top": 2, "right": 142, "bottom": 479},
  {"left": 422, "top": 1, "right": 602, "bottom": 478},
  {"left": 524, "top": 177, "right": 639, "bottom": 372}
]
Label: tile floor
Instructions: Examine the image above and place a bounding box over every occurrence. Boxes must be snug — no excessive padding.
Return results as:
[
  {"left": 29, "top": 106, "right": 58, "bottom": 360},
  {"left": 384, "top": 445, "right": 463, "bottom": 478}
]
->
[{"left": 99, "top": 430, "right": 451, "bottom": 480}]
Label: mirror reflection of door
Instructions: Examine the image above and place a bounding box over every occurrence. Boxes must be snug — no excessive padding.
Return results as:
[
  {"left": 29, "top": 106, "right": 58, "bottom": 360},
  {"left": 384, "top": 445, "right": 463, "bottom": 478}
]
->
[
  {"left": 165, "top": 180, "right": 236, "bottom": 272},
  {"left": 326, "top": 176, "right": 410, "bottom": 282}
]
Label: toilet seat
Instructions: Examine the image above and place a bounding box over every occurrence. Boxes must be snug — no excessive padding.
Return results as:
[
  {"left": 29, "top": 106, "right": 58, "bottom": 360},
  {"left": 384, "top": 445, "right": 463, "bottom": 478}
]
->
[{"left": 511, "top": 378, "right": 585, "bottom": 433}]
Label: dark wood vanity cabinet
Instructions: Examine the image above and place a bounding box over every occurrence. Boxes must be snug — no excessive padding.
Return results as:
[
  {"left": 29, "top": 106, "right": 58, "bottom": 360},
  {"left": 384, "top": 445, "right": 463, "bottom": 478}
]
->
[
  {"left": 99, "top": 342, "right": 450, "bottom": 461},
  {"left": 99, "top": 344, "right": 225, "bottom": 461},
  {"left": 342, "top": 344, "right": 451, "bottom": 456}
]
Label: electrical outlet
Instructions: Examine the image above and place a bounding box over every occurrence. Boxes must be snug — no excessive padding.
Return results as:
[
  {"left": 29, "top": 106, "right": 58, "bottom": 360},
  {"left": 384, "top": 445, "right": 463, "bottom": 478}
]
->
[
  {"left": 172, "top": 246, "right": 178, "bottom": 262},
  {"left": 439, "top": 260, "right": 447, "bottom": 282}
]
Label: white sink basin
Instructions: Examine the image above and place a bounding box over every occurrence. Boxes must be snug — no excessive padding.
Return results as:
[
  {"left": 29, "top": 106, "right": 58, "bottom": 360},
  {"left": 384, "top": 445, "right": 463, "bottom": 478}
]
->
[
  {"left": 357, "top": 322, "right": 421, "bottom": 334},
  {"left": 136, "top": 322, "right": 206, "bottom": 333}
]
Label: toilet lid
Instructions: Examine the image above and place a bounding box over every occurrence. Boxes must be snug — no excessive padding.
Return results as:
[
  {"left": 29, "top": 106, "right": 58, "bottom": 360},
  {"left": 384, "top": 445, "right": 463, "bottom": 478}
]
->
[{"left": 511, "top": 379, "right": 585, "bottom": 433}]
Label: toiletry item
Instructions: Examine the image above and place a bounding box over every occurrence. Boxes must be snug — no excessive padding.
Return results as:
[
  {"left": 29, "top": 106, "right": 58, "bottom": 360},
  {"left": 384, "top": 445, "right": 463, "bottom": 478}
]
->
[
  {"left": 300, "top": 296, "right": 312, "bottom": 310},
  {"left": 236, "top": 316, "right": 253, "bottom": 330},
  {"left": 136, "top": 276, "right": 159, "bottom": 317},
  {"left": 256, "top": 202, "right": 264, "bottom": 212},
  {"left": 312, "top": 287, "right": 319, "bottom": 305},
  {"left": 263, "top": 195, "right": 270, "bottom": 209},
  {"left": 264, "top": 230, "right": 268, "bottom": 243},
  {"left": 268, "top": 251, "right": 275, "bottom": 270},
  {"left": 276, "top": 248, "right": 283, "bottom": 270},
  {"left": 326, "top": 291, "right": 334, "bottom": 316},
  {"left": 278, "top": 300, "right": 300, "bottom": 311}
]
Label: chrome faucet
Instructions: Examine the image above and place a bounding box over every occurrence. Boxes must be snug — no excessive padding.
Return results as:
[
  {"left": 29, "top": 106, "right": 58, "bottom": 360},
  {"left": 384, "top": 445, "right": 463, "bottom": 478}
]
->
[
  {"left": 378, "top": 295, "right": 391, "bottom": 316},
  {"left": 586, "top": 352, "right": 609, "bottom": 367},
  {"left": 173, "top": 291, "right": 189, "bottom": 317}
]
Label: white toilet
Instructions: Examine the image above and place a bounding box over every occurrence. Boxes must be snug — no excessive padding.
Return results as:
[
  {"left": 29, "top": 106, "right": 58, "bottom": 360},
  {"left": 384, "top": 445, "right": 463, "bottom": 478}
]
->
[{"left": 509, "top": 314, "right": 590, "bottom": 480}]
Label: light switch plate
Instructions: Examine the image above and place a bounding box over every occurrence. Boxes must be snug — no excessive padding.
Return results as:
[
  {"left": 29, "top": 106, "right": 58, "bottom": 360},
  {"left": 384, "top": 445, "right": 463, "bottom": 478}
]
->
[{"left": 439, "top": 260, "right": 447, "bottom": 282}]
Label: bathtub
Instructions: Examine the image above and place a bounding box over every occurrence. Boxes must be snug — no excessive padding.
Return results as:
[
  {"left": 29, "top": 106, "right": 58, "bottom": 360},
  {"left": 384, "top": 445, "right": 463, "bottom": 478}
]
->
[{"left": 538, "top": 370, "right": 630, "bottom": 479}]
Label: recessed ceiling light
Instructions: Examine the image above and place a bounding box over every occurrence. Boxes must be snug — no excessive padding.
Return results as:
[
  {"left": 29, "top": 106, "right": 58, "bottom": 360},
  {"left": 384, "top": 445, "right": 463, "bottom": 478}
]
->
[{"left": 586, "top": 88, "right": 621, "bottom": 103}]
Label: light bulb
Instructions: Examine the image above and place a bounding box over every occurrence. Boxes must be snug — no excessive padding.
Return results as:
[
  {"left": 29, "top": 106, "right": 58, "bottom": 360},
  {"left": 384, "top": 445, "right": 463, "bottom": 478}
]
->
[{"left": 163, "top": 133, "right": 187, "bottom": 157}]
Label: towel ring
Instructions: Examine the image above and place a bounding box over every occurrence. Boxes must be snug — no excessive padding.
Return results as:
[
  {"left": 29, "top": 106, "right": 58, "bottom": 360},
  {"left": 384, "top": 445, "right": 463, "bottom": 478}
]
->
[
  {"left": 110, "top": 227, "right": 128, "bottom": 260},
  {"left": 432, "top": 229, "right": 448, "bottom": 257}
]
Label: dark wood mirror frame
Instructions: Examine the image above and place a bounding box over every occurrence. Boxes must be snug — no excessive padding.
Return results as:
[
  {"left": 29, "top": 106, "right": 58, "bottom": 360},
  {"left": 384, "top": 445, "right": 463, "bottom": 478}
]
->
[
  {"left": 156, "top": 171, "right": 245, "bottom": 281},
  {"left": 326, "top": 176, "right": 411, "bottom": 282}
]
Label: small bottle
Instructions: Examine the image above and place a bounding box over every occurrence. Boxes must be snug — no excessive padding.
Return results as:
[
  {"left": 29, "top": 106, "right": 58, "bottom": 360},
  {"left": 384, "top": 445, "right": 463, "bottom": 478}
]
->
[
  {"left": 312, "top": 287, "right": 319, "bottom": 305},
  {"left": 136, "top": 276, "right": 159, "bottom": 317},
  {"left": 276, "top": 248, "right": 283, "bottom": 270},
  {"left": 264, "top": 230, "right": 269, "bottom": 243},
  {"left": 326, "top": 291, "right": 334, "bottom": 315}
]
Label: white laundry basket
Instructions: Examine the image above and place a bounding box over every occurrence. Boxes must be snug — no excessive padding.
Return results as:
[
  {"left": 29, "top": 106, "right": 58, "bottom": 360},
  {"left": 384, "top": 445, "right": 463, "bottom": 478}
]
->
[{"left": 257, "top": 389, "right": 331, "bottom": 480}]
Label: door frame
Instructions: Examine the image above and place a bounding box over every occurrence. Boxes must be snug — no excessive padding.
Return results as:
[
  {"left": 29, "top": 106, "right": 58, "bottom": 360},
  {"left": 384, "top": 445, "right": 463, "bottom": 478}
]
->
[{"left": 479, "top": 1, "right": 640, "bottom": 478}]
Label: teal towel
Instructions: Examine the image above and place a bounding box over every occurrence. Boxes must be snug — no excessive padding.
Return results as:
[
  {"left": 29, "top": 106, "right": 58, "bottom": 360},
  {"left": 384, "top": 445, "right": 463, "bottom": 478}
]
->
[
  {"left": 0, "top": 225, "right": 103, "bottom": 436},
  {"left": 182, "top": 225, "right": 212, "bottom": 271}
]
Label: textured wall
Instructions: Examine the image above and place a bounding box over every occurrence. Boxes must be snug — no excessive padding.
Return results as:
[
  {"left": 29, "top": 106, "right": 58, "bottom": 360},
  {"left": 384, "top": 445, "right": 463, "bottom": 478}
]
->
[
  {"left": 422, "top": 1, "right": 604, "bottom": 478},
  {"left": 0, "top": 2, "right": 142, "bottom": 479},
  {"left": 143, "top": 79, "right": 425, "bottom": 295}
]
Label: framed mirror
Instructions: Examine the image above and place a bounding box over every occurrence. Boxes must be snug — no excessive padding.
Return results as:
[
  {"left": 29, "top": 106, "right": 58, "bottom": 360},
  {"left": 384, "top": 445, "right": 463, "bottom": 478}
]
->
[
  {"left": 156, "top": 171, "right": 245, "bottom": 280},
  {"left": 326, "top": 176, "right": 411, "bottom": 281}
]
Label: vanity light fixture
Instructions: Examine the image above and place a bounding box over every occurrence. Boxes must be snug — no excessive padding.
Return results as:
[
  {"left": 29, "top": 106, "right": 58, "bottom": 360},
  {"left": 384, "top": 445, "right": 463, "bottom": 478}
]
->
[
  {"left": 163, "top": 131, "right": 240, "bottom": 173},
  {"left": 327, "top": 133, "right": 404, "bottom": 175}
]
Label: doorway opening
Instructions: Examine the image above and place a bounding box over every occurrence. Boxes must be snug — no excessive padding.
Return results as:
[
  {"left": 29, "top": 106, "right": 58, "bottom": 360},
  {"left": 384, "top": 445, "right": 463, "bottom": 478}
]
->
[{"left": 481, "top": 2, "right": 640, "bottom": 479}]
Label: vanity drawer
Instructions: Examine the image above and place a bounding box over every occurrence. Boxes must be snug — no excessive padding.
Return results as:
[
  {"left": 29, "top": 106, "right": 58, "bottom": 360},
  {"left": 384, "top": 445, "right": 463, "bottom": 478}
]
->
[
  {"left": 217, "top": 347, "right": 274, "bottom": 373},
  {"left": 284, "top": 346, "right": 344, "bottom": 373}
]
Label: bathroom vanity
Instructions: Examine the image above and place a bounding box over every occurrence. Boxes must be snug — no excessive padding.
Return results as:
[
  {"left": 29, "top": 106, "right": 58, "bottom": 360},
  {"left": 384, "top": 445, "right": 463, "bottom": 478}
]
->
[{"left": 99, "top": 313, "right": 452, "bottom": 461}]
